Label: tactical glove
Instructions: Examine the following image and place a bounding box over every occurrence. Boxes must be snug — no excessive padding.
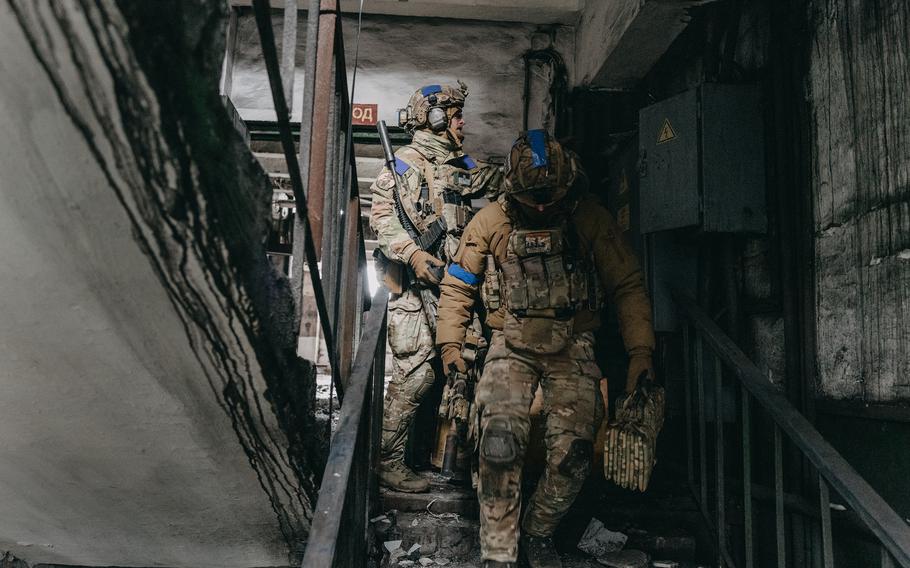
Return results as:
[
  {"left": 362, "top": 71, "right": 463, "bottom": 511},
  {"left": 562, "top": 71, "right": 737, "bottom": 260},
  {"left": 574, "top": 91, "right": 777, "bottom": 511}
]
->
[
  {"left": 626, "top": 347, "right": 654, "bottom": 394},
  {"left": 408, "top": 249, "right": 445, "bottom": 286},
  {"left": 440, "top": 342, "right": 467, "bottom": 377}
]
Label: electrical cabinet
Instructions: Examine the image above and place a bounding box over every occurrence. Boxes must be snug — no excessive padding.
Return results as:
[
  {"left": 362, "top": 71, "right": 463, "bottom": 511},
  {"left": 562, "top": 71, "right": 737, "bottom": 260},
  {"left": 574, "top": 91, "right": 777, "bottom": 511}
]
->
[{"left": 639, "top": 84, "right": 767, "bottom": 234}]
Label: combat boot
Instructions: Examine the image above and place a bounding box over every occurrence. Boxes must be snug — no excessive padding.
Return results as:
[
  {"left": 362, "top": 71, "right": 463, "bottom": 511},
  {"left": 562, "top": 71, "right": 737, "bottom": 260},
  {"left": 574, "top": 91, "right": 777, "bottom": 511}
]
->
[
  {"left": 520, "top": 534, "right": 562, "bottom": 568},
  {"left": 378, "top": 460, "right": 430, "bottom": 493}
]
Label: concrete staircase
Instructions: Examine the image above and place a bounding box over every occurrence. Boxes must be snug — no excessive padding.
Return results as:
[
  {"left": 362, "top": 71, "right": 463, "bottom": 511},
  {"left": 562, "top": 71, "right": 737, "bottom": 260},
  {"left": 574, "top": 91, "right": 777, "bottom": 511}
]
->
[{"left": 372, "top": 471, "right": 710, "bottom": 568}]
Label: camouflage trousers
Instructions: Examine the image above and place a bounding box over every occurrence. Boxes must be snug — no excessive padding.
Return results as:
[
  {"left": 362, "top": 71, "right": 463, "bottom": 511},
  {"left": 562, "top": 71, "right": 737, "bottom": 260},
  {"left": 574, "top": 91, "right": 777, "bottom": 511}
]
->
[
  {"left": 476, "top": 330, "right": 604, "bottom": 563},
  {"left": 380, "top": 288, "right": 437, "bottom": 464}
]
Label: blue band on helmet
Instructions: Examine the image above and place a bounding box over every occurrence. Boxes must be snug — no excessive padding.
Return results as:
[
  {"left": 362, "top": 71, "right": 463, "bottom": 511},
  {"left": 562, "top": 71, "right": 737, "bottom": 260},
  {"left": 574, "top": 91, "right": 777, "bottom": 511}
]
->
[
  {"left": 527, "top": 129, "right": 549, "bottom": 168},
  {"left": 448, "top": 263, "right": 482, "bottom": 286},
  {"left": 394, "top": 157, "right": 410, "bottom": 175},
  {"left": 421, "top": 84, "right": 443, "bottom": 96},
  {"left": 450, "top": 155, "right": 477, "bottom": 170}
]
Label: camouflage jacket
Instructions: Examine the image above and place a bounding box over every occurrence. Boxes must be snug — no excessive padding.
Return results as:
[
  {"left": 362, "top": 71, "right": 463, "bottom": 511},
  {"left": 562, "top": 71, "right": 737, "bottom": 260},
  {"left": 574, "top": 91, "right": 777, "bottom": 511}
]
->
[{"left": 369, "top": 130, "right": 502, "bottom": 267}]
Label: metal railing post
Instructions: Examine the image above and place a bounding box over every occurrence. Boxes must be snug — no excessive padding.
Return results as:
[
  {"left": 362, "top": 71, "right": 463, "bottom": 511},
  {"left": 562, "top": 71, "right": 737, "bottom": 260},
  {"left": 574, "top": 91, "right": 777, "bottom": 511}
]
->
[
  {"left": 301, "top": 289, "right": 390, "bottom": 567},
  {"left": 696, "top": 332, "right": 708, "bottom": 509},
  {"left": 305, "top": 0, "right": 339, "bottom": 255},
  {"left": 291, "top": 0, "right": 320, "bottom": 323},
  {"left": 280, "top": 0, "right": 297, "bottom": 114},
  {"left": 673, "top": 290, "right": 910, "bottom": 568},
  {"left": 715, "top": 355, "right": 726, "bottom": 566},
  {"left": 775, "top": 425, "right": 787, "bottom": 568},
  {"left": 369, "top": 315, "right": 387, "bottom": 516},
  {"left": 742, "top": 385, "right": 754, "bottom": 568},
  {"left": 819, "top": 473, "right": 834, "bottom": 568},
  {"left": 251, "top": 0, "right": 341, "bottom": 398},
  {"left": 684, "top": 325, "right": 695, "bottom": 489}
]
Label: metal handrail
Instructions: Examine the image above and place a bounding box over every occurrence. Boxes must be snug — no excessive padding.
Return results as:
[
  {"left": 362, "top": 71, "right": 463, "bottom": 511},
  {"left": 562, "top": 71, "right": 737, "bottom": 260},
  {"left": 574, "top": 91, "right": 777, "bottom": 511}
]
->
[
  {"left": 674, "top": 291, "right": 910, "bottom": 567},
  {"left": 249, "top": 2, "right": 383, "bottom": 565},
  {"left": 302, "top": 288, "right": 388, "bottom": 567}
]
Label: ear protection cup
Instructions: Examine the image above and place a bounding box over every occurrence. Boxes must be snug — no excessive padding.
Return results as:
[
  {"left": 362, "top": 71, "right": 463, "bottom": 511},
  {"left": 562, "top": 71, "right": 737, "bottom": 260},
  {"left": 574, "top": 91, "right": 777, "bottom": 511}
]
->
[{"left": 427, "top": 107, "right": 448, "bottom": 132}]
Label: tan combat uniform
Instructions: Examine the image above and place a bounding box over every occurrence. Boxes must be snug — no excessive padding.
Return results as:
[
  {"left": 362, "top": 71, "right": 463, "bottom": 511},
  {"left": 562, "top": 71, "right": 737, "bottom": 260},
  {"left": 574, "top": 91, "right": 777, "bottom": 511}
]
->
[
  {"left": 436, "top": 195, "right": 655, "bottom": 563},
  {"left": 370, "top": 129, "right": 501, "bottom": 467}
]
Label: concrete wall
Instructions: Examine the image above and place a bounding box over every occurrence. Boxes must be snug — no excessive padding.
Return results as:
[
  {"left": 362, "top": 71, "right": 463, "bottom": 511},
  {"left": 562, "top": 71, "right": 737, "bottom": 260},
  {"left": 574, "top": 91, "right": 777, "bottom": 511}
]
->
[
  {"left": 229, "top": 11, "right": 576, "bottom": 158},
  {"left": 574, "top": 0, "right": 642, "bottom": 85},
  {"left": 0, "top": 2, "right": 318, "bottom": 566},
  {"left": 574, "top": 0, "right": 713, "bottom": 89},
  {"left": 808, "top": 0, "right": 910, "bottom": 402}
]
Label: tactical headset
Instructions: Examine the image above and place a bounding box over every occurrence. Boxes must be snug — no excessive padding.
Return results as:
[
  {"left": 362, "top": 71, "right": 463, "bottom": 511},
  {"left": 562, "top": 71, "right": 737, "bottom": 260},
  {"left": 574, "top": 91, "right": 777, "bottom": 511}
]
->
[{"left": 399, "top": 84, "right": 465, "bottom": 133}]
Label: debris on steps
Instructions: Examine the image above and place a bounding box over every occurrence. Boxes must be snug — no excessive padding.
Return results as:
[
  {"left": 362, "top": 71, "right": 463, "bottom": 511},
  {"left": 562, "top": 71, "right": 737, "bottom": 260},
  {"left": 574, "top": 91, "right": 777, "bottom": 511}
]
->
[
  {"left": 373, "top": 472, "right": 479, "bottom": 567},
  {"left": 372, "top": 471, "right": 705, "bottom": 568}
]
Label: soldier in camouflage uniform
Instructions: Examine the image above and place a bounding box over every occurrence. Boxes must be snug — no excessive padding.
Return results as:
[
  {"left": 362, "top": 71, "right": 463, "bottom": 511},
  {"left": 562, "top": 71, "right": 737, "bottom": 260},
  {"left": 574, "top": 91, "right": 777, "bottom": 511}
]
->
[
  {"left": 436, "top": 131, "right": 656, "bottom": 568},
  {"left": 370, "top": 82, "right": 502, "bottom": 493}
]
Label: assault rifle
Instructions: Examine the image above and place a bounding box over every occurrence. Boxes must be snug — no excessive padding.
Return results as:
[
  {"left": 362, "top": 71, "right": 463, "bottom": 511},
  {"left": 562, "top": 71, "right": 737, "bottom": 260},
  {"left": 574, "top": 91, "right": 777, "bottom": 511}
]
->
[
  {"left": 377, "top": 120, "right": 445, "bottom": 335},
  {"left": 439, "top": 335, "right": 487, "bottom": 481}
]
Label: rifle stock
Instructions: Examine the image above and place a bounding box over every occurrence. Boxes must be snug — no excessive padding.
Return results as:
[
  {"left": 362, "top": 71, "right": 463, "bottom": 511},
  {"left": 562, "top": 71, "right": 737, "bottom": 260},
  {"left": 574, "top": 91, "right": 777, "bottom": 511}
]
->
[{"left": 376, "top": 120, "right": 440, "bottom": 335}]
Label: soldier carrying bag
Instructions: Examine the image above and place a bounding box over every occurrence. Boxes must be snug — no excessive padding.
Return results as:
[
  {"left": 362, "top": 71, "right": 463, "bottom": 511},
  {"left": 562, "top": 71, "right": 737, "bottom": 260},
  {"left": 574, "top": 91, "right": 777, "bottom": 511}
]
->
[{"left": 603, "top": 381, "right": 665, "bottom": 492}]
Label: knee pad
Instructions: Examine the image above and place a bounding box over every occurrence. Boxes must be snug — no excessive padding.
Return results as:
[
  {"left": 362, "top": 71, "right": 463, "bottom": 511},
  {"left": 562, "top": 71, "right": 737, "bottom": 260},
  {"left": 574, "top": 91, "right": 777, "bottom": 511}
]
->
[
  {"left": 481, "top": 416, "right": 519, "bottom": 466},
  {"left": 557, "top": 439, "right": 593, "bottom": 479}
]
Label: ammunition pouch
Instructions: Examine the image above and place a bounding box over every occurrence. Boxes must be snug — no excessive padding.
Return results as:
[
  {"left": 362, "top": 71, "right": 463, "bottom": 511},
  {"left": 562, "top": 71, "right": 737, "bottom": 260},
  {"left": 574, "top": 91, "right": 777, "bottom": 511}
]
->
[
  {"left": 481, "top": 254, "right": 501, "bottom": 311},
  {"left": 495, "top": 225, "right": 606, "bottom": 354},
  {"left": 499, "top": 228, "right": 603, "bottom": 315},
  {"left": 440, "top": 190, "right": 472, "bottom": 237}
]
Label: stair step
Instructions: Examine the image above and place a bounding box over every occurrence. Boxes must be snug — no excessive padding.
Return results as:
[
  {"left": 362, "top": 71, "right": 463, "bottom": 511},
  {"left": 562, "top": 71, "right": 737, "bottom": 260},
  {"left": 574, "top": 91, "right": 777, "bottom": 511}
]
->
[{"left": 380, "top": 472, "right": 478, "bottom": 519}]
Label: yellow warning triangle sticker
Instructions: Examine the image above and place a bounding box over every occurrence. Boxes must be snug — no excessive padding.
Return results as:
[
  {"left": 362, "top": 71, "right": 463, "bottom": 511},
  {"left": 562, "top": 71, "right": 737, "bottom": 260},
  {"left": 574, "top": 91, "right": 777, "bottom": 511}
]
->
[{"left": 657, "top": 118, "right": 677, "bottom": 144}]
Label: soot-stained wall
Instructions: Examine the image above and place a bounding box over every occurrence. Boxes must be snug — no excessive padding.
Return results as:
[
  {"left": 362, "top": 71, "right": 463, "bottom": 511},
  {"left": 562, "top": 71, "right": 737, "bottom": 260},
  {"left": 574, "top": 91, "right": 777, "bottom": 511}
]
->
[
  {"left": 0, "top": 1, "right": 320, "bottom": 565},
  {"left": 808, "top": 0, "right": 910, "bottom": 402}
]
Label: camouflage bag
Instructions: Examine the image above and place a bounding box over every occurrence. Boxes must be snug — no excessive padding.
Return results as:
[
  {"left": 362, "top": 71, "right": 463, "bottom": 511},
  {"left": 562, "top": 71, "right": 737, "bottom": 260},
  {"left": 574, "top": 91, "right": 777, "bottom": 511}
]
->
[{"left": 603, "top": 383, "right": 665, "bottom": 492}]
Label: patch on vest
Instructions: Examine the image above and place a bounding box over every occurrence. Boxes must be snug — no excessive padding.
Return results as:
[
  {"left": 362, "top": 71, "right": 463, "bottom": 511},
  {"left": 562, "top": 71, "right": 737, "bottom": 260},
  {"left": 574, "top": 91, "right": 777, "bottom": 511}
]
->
[{"left": 522, "top": 231, "right": 553, "bottom": 255}]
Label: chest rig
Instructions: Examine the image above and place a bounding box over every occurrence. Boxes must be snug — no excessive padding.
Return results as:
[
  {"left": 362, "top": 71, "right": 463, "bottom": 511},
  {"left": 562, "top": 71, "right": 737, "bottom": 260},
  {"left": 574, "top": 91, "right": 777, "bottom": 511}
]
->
[
  {"left": 500, "top": 226, "right": 602, "bottom": 316},
  {"left": 482, "top": 224, "right": 603, "bottom": 316},
  {"left": 398, "top": 149, "right": 477, "bottom": 260},
  {"left": 484, "top": 223, "right": 603, "bottom": 355}
]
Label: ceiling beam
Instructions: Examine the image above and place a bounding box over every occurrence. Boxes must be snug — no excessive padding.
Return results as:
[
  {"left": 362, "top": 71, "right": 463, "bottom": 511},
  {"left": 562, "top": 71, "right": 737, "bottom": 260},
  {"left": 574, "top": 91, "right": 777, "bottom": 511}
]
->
[
  {"left": 576, "top": 0, "right": 719, "bottom": 89},
  {"left": 229, "top": 0, "right": 583, "bottom": 25}
]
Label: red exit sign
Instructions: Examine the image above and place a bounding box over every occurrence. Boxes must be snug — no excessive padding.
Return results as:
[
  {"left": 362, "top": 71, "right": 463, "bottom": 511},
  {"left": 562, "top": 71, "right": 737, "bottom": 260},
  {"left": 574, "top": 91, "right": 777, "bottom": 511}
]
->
[{"left": 352, "top": 103, "right": 378, "bottom": 126}]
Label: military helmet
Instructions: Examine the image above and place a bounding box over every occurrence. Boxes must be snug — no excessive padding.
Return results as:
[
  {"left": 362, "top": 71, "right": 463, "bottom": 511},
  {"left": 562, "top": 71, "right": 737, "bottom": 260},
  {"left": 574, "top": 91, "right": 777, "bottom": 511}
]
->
[
  {"left": 503, "top": 130, "right": 577, "bottom": 207},
  {"left": 399, "top": 81, "right": 468, "bottom": 133}
]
